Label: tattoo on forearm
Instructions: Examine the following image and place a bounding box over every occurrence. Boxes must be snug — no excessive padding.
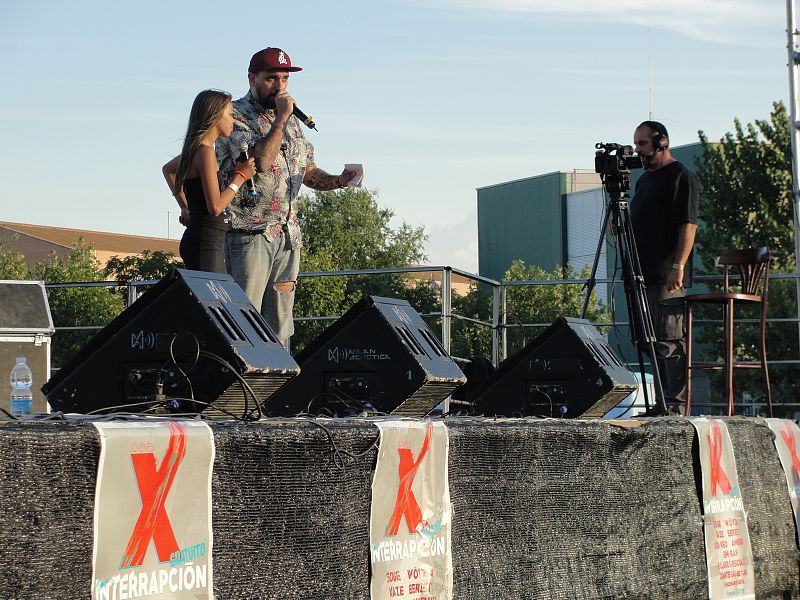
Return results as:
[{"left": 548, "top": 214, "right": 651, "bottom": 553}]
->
[
  {"left": 252, "top": 127, "right": 287, "bottom": 172},
  {"left": 305, "top": 169, "right": 339, "bottom": 191}
]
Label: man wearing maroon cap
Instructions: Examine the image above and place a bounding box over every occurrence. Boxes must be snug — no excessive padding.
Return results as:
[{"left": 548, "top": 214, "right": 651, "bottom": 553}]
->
[{"left": 216, "top": 47, "right": 357, "bottom": 344}]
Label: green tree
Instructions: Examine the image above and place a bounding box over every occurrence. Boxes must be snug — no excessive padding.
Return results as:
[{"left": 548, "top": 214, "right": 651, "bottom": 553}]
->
[
  {"left": 697, "top": 101, "right": 794, "bottom": 270},
  {"left": 292, "top": 187, "right": 438, "bottom": 351},
  {"left": 34, "top": 239, "right": 124, "bottom": 368},
  {"left": 450, "top": 260, "right": 609, "bottom": 361},
  {"left": 696, "top": 101, "right": 796, "bottom": 412},
  {"left": 450, "top": 280, "right": 496, "bottom": 360},
  {"left": 0, "top": 237, "right": 30, "bottom": 280},
  {"left": 104, "top": 250, "right": 183, "bottom": 281}
]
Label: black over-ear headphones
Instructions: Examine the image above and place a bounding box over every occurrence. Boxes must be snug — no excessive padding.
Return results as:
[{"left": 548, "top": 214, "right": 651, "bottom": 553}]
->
[{"left": 639, "top": 120, "right": 669, "bottom": 151}]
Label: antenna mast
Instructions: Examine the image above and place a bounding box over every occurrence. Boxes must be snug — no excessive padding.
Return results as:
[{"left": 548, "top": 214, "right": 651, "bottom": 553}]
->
[{"left": 785, "top": 0, "right": 800, "bottom": 350}]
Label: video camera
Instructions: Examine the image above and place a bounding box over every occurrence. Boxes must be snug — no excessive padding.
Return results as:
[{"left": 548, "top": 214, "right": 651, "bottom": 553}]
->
[{"left": 594, "top": 143, "right": 643, "bottom": 176}]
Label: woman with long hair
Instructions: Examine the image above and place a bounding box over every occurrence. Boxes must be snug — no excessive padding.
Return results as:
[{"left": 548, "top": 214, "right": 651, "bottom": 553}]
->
[{"left": 163, "top": 89, "right": 255, "bottom": 273}]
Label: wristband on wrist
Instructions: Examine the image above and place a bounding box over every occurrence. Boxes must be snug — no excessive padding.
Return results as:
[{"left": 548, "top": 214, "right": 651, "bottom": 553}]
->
[
  {"left": 228, "top": 182, "right": 240, "bottom": 193},
  {"left": 671, "top": 263, "right": 684, "bottom": 270},
  {"left": 235, "top": 170, "right": 247, "bottom": 181}
]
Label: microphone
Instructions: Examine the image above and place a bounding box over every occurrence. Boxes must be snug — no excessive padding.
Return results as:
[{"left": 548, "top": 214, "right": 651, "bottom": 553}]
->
[
  {"left": 293, "top": 105, "right": 317, "bottom": 131},
  {"left": 237, "top": 145, "right": 257, "bottom": 195}
]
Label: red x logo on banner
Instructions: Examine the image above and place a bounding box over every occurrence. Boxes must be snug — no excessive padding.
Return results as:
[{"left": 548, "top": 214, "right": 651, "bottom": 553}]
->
[
  {"left": 386, "top": 423, "right": 433, "bottom": 536},
  {"left": 779, "top": 422, "right": 800, "bottom": 482},
  {"left": 708, "top": 421, "right": 732, "bottom": 497},
  {"left": 120, "top": 422, "right": 187, "bottom": 568}
]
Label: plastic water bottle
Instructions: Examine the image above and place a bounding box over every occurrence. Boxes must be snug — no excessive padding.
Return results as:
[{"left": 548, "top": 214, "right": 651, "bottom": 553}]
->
[{"left": 10, "top": 357, "right": 33, "bottom": 417}]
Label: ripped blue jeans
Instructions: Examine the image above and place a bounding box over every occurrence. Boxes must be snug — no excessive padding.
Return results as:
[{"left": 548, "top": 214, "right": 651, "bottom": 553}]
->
[{"left": 225, "top": 230, "right": 300, "bottom": 343}]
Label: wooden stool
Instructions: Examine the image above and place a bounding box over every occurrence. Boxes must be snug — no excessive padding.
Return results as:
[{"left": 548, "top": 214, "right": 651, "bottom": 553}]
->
[{"left": 684, "top": 247, "right": 772, "bottom": 417}]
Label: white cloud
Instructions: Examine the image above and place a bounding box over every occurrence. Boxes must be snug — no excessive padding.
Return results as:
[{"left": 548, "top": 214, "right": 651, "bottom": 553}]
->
[
  {"left": 410, "top": 0, "right": 780, "bottom": 45},
  {"left": 424, "top": 210, "right": 479, "bottom": 272}
]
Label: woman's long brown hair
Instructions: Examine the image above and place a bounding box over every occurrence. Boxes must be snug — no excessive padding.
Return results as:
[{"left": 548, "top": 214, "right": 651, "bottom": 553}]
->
[{"left": 174, "top": 89, "right": 232, "bottom": 195}]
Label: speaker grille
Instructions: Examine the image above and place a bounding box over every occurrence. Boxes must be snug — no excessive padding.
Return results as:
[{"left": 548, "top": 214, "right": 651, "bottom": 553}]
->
[
  {"left": 204, "top": 373, "right": 296, "bottom": 418},
  {"left": 391, "top": 380, "right": 457, "bottom": 416}
]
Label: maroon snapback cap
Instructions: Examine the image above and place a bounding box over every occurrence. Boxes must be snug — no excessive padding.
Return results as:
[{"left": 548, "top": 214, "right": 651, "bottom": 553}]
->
[{"left": 248, "top": 47, "right": 302, "bottom": 73}]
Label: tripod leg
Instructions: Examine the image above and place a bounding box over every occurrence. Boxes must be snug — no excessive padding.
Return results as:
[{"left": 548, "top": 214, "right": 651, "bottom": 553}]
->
[
  {"left": 613, "top": 199, "right": 668, "bottom": 414},
  {"left": 581, "top": 202, "right": 612, "bottom": 319},
  {"left": 635, "top": 346, "right": 651, "bottom": 412}
]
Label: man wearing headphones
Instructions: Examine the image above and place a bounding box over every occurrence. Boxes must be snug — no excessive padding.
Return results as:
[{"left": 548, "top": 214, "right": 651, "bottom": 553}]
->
[{"left": 630, "top": 120, "right": 699, "bottom": 414}]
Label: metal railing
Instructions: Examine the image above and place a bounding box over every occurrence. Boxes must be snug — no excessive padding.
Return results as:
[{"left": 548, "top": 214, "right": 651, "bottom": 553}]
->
[{"left": 43, "top": 268, "right": 800, "bottom": 361}]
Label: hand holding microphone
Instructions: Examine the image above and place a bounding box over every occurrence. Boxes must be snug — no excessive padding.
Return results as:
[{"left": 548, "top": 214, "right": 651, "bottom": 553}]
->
[
  {"left": 274, "top": 90, "right": 317, "bottom": 130},
  {"left": 236, "top": 145, "right": 257, "bottom": 195}
]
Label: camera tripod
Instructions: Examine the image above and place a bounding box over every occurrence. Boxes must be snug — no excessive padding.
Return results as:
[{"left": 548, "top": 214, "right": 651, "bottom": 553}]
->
[{"left": 580, "top": 173, "right": 667, "bottom": 415}]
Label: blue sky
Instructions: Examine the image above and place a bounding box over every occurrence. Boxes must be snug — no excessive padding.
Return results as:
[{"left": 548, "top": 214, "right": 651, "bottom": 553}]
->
[{"left": 0, "top": 0, "right": 787, "bottom": 272}]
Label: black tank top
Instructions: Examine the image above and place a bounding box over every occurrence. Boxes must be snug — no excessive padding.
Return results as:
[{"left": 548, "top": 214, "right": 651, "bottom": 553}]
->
[{"left": 184, "top": 172, "right": 227, "bottom": 231}]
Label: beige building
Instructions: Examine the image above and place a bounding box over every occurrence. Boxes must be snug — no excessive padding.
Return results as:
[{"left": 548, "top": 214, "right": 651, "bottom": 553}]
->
[
  {"left": 0, "top": 221, "right": 180, "bottom": 270},
  {"left": 0, "top": 222, "right": 475, "bottom": 299},
  {"left": 407, "top": 267, "right": 475, "bottom": 297}
]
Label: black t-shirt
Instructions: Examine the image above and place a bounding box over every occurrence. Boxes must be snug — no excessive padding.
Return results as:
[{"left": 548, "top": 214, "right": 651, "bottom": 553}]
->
[{"left": 630, "top": 160, "right": 699, "bottom": 286}]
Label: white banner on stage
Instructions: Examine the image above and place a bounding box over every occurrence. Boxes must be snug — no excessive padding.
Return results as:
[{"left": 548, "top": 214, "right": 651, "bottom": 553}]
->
[
  {"left": 370, "top": 421, "right": 453, "bottom": 600},
  {"left": 91, "top": 421, "right": 215, "bottom": 600},
  {"left": 765, "top": 418, "right": 800, "bottom": 546},
  {"left": 690, "top": 418, "right": 755, "bottom": 600}
]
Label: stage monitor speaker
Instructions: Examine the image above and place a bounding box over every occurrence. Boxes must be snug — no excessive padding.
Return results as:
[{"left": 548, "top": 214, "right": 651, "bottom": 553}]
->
[
  {"left": 470, "top": 317, "right": 638, "bottom": 418},
  {"left": 266, "top": 296, "right": 466, "bottom": 417},
  {"left": 42, "top": 269, "right": 300, "bottom": 417}
]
